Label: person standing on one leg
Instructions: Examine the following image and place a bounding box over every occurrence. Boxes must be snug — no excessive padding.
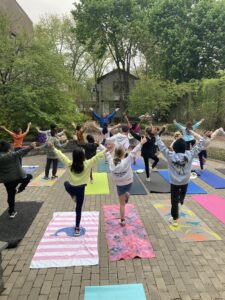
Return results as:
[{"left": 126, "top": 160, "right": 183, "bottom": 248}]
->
[
  {"left": 0, "top": 141, "right": 35, "bottom": 218},
  {"left": 106, "top": 137, "right": 147, "bottom": 226},
  {"left": 154, "top": 128, "right": 209, "bottom": 226},
  {"left": 49, "top": 143, "right": 106, "bottom": 236}
]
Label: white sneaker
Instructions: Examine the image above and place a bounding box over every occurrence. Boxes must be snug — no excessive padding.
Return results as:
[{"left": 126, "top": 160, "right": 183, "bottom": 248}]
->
[
  {"left": 168, "top": 217, "right": 173, "bottom": 224},
  {"left": 9, "top": 211, "right": 18, "bottom": 219},
  {"left": 146, "top": 177, "right": 151, "bottom": 182},
  {"left": 172, "top": 220, "right": 178, "bottom": 227}
]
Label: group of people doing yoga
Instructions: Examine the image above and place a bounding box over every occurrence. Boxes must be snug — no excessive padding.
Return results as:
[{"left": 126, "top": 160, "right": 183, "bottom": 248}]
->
[{"left": 0, "top": 107, "right": 225, "bottom": 233}]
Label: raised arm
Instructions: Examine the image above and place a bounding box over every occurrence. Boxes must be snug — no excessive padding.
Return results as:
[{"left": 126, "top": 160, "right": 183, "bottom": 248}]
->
[
  {"left": 0, "top": 143, "right": 35, "bottom": 162},
  {"left": 190, "top": 136, "right": 206, "bottom": 158},
  {"left": 90, "top": 108, "right": 102, "bottom": 122},
  {"left": 53, "top": 148, "right": 71, "bottom": 166},
  {"left": 111, "top": 123, "right": 121, "bottom": 132},
  {"left": 21, "top": 122, "right": 31, "bottom": 137},
  {"left": 155, "top": 135, "right": 170, "bottom": 159},
  {"left": 129, "top": 129, "right": 141, "bottom": 141},
  {"left": 106, "top": 108, "right": 119, "bottom": 122},
  {"left": 124, "top": 114, "right": 131, "bottom": 128},
  {"left": 192, "top": 119, "right": 204, "bottom": 130},
  {"left": 0, "top": 126, "right": 14, "bottom": 136},
  {"left": 188, "top": 129, "right": 202, "bottom": 141},
  {"left": 173, "top": 120, "right": 185, "bottom": 131}
]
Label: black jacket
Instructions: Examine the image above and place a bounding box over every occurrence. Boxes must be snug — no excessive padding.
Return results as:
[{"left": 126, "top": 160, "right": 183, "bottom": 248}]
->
[
  {"left": 81, "top": 143, "right": 99, "bottom": 160},
  {"left": 0, "top": 147, "right": 32, "bottom": 183},
  {"left": 130, "top": 127, "right": 165, "bottom": 158}
]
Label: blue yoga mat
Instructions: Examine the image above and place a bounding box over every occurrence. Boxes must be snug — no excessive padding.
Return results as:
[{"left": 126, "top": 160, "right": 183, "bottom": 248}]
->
[
  {"left": 97, "top": 159, "right": 110, "bottom": 173},
  {"left": 158, "top": 170, "right": 207, "bottom": 194},
  {"left": 85, "top": 284, "right": 146, "bottom": 300},
  {"left": 195, "top": 170, "right": 225, "bottom": 189},
  {"left": 22, "top": 165, "right": 39, "bottom": 174},
  {"left": 131, "top": 157, "right": 145, "bottom": 171}
]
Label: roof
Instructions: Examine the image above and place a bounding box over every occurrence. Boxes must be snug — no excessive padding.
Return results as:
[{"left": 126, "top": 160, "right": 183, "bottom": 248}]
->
[{"left": 97, "top": 69, "right": 139, "bottom": 84}]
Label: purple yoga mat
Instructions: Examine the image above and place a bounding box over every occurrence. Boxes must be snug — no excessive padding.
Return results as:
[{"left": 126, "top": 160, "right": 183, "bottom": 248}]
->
[{"left": 192, "top": 194, "right": 225, "bottom": 224}]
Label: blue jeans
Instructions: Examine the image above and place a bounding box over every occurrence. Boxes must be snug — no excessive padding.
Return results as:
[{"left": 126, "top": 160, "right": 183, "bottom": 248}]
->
[{"left": 64, "top": 181, "right": 86, "bottom": 228}]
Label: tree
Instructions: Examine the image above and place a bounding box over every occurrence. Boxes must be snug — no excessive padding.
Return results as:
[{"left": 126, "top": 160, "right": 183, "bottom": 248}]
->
[
  {"left": 142, "top": 0, "right": 225, "bottom": 82},
  {"left": 0, "top": 14, "right": 78, "bottom": 133},
  {"left": 72, "top": 0, "right": 147, "bottom": 110}
]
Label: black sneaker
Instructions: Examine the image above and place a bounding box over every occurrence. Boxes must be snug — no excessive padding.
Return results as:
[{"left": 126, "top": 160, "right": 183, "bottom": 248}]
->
[
  {"left": 51, "top": 176, "right": 58, "bottom": 180},
  {"left": 9, "top": 211, "right": 17, "bottom": 219},
  {"left": 43, "top": 176, "right": 49, "bottom": 180}
]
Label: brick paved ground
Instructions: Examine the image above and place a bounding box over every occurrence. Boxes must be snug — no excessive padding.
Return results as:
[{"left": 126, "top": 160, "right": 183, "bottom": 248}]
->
[{"left": 1, "top": 154, "right": 225, "bottom": 300}]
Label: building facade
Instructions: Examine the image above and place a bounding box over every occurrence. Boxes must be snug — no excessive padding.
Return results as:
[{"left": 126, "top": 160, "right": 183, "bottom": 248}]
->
[
  {"left": 91, "top": 69, "right": 138, "bottom": 115},
  {"left": 0, "top": 0, "right": 32, "bottom": 36}
]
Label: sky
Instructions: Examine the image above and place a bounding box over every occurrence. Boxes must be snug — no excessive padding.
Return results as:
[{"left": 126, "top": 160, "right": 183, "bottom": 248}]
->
[{"left": 17, "top": 0, "right": 78, "bottom": 24}]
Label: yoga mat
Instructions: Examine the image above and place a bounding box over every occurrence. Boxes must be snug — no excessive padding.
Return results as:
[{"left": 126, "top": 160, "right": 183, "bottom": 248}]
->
[
  {"left": 192, "top": 158, "right": 200, "bottom": 167},
  {"left": 130, "top": 173, "right": 147, "bottom": 195},
  {"left": 22, "top": 165, "right": 39, "bottom": 174},
  {"left": 158, "top": 170, "right": 207, "bottom": 194},
  {"left": 103, "top": 204, "right": 155, "bottom": 261},
  {"left": 97, "top": 159, "right": 110, "bottom": 173},
  {"left": 138, "top": 172, "right": 170, "bottom": 193},
  {"left": 131, "top": 157, "right": 145, "bottom": 171},
  {"left": 192, "top": 194, "right": 225, "bottom": 224},
  {"left": 152, "top": 199, "right": 221, "bottom": 242},
  {"left": 195, "top": 169, "right": 225, "bottom": 189},
  {"left": 85, "top": 173, "right": 109, "bottom": 195},
  {"left": 29, "top": 169, "right": 65, "bottom": 187},
  {"left": 0, "top": 202, "right": 43, "bottom": 248},
  {"left": 30, "top": 211, "right": 99, "bottom": 268},
  {"left": 216, "top": 168, "right": 225, "bottom": 176},
  {"left": 85, "top": 284, "right": 146, "bottom": 300}
]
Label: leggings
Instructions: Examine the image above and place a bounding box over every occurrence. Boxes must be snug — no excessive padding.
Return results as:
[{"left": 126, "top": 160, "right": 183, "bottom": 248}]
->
[
  {"left": 185, "top": 140, "right": 195, "bottom": 150},
  {"left": 143, "top": 155, "right": 159, "bottom": 178},
  {"left": 45, "top": 158, "right": 58, "bottom": 177},
  {"left": 4, "top": 174, "right": 33, "bottom": 214},
  {"left": 198, "top": 150, "right": 207, "bottom": 170},
  {"left": 171, "top": 184, "right": 188, "bottom": 220},
  {"left": 64, "top": 181, "right": 86, "bottom": 228}
]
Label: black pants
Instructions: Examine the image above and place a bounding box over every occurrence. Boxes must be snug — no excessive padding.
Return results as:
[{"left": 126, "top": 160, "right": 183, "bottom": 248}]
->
[
  {"left": 185, "top": 140, "right": 195, "bottom": 150},
  {"left": 198, "top": 150, "right": 207, "bottom": 170},
  {"left": 171, "top": 184, "right": 188, "bottom": 220},
  {"left": 64, "top": 181, "right": 86, "bottom": 228},
  {"left": 4, "top": 174, "right": 33, "bottom": 214},
  {"left": 14, "top": 147, "right": 23, "bottom": 165},
  {"left": 143, "top": 155, "right": 159, "bottom": 178},
  {"left": 45, "top": 158, "right": 58, "bottom": 177}
]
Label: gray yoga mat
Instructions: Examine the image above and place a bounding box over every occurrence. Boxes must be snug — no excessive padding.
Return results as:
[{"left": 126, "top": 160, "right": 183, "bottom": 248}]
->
[
  {"left": 130, "top": 173, "right": 148, "bottom": 195},
  {"left": 0, "top": 201, "right": 43, "bottom": 248},
  {"left": 156, "top": 158, "right": 168, "bottom": 169},
  {"left": 138, "top": 172, "right": 170, "bottom": 193}
]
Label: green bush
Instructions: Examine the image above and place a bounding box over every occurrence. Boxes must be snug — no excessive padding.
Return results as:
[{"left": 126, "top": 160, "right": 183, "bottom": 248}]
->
[{"left": 208, "top": 147, "right": 225, "bottom": 162}]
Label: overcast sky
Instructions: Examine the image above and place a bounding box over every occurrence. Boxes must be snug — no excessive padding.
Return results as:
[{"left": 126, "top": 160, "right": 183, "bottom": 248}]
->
[{"left": 17, "top": 0, "right": 78, "bottom": 24}]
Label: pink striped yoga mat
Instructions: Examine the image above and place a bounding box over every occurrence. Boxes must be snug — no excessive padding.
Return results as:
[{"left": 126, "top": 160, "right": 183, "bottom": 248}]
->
[
  {"left": 30, "top": 212, "right": 99, "bottom": 268},
  {"left": 192, "top": 194, "right": 225, "bottom": 224},
  {"left": 103, "top": 204, "right": 155, "bottom": 261}
]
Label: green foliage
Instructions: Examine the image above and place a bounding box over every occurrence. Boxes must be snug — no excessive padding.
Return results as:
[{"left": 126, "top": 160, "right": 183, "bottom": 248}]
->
[
  {"left": 0, "top": 14, "right": 85, "bottom": 135},
  {"left": 142, "top": 0, "right": 225, "bottom": 82}
]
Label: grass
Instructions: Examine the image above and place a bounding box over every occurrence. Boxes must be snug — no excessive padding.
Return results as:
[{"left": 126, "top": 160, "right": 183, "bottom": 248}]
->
[{"left": 208, "top": 147, "right": 225, "bottom": 162}]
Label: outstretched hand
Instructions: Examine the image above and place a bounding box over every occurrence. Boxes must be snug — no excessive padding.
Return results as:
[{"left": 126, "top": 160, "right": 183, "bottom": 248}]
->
[
  {"left": 115, "top": 108, "right": 119, "bottom": 112},
  {"left": 140, "top": 136, "right": 147, "bottom": 145},
  {"left": 89, "top": 107, "right": 93, "bottom": 111}
]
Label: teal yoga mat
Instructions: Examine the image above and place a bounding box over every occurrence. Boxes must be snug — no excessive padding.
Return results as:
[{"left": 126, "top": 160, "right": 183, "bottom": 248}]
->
[
  {"left": 97, "top": 159, "right": 110, "bottom": 173},
  {"left": 84, "top": 284, "right": 146, "bottom": 300}
]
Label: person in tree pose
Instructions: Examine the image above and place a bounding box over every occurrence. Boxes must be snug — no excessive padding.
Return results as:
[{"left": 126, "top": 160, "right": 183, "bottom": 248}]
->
[
  {"left": 36, "top": 129, "right": 68, "bottom": 180},
  {"left": 49, "top": 142, "right": 106, "bottom": 236},
  {"left": 91, "top": 121, "right": 121, "bottom": 144},
  {"left": 105, "top": 124, "right": 130, "bottom": 152},
  {"left": 0, "top": 141, "right": 36, "bottom": 218},
  {"left": 173, "top": 119, "right": 205, "bottom": 150},
  {"left": 0, "top": 122, "right": 32, "bottom": 164},
  {"left": 129, "top": 124, "right": 165, "bottom": 181},
  {"left": 106, "top": 137, "right": 147, "bottom": 226},
  {"left": 124, "top": 113, "right": 148, "bottom": 165},
  {"left": 90, "top": 107, "right": 119, "bottom": 128},
  {"left": 154, "top": 127, "right": 210, "bottom": 227},
  {"left": 189, "top": 128, "right": 222, "bottom": 171}
]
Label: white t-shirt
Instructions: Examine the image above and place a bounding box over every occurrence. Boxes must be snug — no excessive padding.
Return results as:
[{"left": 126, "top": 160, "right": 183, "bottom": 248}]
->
[{"left": 100, "top": 127, "right": 112, "bottom": 142}]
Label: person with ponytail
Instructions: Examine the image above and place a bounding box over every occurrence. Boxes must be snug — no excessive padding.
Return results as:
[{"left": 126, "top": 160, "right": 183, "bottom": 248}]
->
[
  {"left": 105, "top": 137, "right": 147, "bottom": 226},
  {"left": 49, "top": 143, "right": 106, "bottom": 236}
]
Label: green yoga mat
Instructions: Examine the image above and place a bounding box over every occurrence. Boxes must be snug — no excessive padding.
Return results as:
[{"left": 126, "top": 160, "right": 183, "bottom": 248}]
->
[
  {"left": 152, "top": 199, "right": 221, "bottom": 242},
  {"left": 85, "top": 173, "right": 109, "bottom": 195},
  {"left": 85, "top": 284, "right": 146, "bottom": 300}
]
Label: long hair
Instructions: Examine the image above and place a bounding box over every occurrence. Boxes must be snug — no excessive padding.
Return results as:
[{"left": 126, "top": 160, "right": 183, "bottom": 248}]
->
[
  {"left": 71, "top": 147, "right": 85, "bottom": 173},
  {"left": 113, "top": 146, "right": 125, "bottom": 166}
]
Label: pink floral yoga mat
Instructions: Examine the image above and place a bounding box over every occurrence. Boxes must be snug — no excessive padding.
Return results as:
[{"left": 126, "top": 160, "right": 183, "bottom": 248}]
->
[
  {"left": 103, "top": 204, "right": 155, "bottom": 261},
  {"left": 192, "top": 194, "right": 225, "bottom": 224}
]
